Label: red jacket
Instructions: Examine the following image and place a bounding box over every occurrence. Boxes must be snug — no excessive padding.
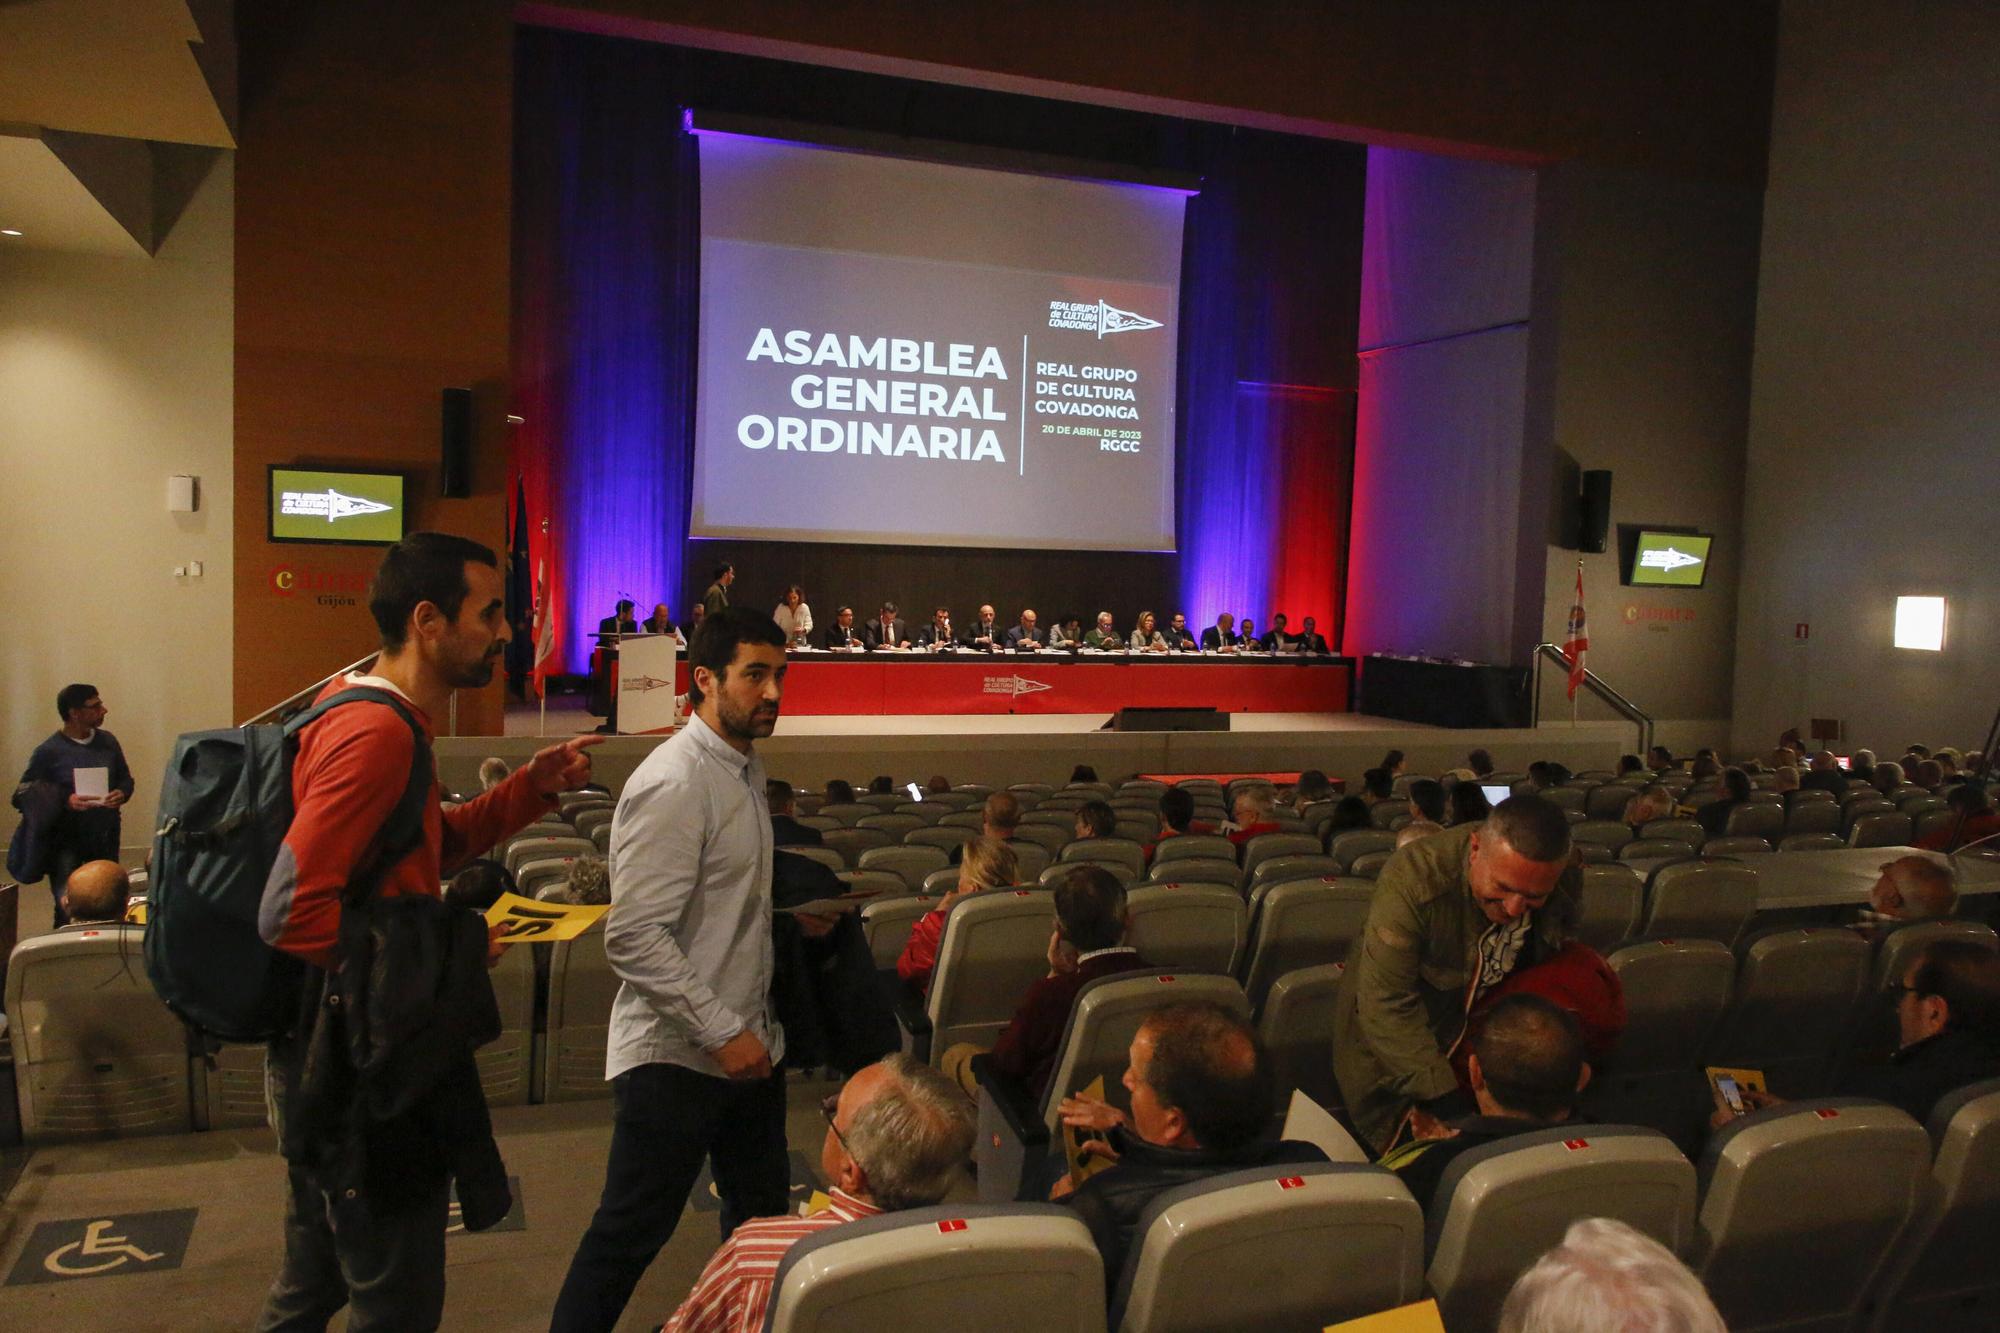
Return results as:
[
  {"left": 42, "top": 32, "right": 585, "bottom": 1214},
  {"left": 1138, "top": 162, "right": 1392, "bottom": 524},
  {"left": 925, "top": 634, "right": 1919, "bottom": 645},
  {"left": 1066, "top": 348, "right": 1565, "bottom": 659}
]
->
[
  {"left": 896, "top": 905, "right": 949, "bottom": 993},
  {"left": 263, "top": 677, "right": 552, "bottom": 968},
  {"left": 991, "top": 948, "right": 1158, "bottom": 1099}
]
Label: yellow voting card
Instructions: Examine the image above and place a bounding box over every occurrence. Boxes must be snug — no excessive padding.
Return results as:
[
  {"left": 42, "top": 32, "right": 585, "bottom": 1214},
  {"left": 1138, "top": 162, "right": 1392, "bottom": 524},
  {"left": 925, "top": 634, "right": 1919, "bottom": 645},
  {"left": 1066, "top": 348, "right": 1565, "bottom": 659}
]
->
[
  {"left": 484, "top": 891, "right": 608, "bottom": 942},
  {"left": 1326, "top": 1300, "right": 1446, "bottom": 1332}
]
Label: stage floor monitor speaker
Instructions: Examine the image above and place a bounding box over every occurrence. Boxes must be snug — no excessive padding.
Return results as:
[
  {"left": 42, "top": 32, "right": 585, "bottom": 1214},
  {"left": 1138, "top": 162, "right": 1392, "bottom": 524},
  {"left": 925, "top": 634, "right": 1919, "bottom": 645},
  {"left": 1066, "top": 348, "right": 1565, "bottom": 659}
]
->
[{"left": 1111, "top": 706, "right": 1228, "bottom": 732}]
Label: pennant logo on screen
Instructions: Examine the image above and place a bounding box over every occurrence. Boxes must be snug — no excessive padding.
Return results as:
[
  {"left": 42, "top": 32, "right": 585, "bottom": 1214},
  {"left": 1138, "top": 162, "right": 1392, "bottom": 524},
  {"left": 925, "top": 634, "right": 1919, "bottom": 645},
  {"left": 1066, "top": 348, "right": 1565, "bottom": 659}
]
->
[
  {"left": 1637, "top": 546, "right": 1703, "bottom": 572},
  {"left": 1096, "top": 300, "right": 1162, "bottom": 338},
  {"left": 982, "top": 675, "right": 1052, "bottom": 697},
  {"left": 279, "top": 489, "right": 394, "bottom": 523}
]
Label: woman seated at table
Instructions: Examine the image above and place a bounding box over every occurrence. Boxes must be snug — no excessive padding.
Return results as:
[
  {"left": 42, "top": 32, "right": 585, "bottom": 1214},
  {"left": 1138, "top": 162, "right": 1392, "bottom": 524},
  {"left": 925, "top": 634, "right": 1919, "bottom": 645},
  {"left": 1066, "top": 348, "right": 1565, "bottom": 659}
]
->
[
  {"left": 1082, "top": 611, "right": 1123, "bottom": 650},
  {"left": 1127, "top": 611, "right": 1169, "bottom": 653},
  {"left": 1048, "top": 614, "right": 1084, "bottom": 649},
  {"left": 895, "top": 837, "right": 1020, "bottom": 995}
]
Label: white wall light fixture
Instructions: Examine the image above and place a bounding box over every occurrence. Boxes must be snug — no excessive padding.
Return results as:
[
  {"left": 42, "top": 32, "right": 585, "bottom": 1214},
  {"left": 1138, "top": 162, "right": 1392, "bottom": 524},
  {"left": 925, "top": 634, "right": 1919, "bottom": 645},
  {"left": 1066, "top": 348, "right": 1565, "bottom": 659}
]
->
[{"left": 1893, "top": 595, "right": 1946, "bottom": 651}]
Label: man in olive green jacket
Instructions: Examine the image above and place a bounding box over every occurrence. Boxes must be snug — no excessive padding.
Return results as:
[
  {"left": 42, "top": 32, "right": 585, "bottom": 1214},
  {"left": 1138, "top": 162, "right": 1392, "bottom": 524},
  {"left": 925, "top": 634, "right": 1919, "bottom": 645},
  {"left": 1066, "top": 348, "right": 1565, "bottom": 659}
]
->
[{"left": 1332, "top": 796, "right": 1581, "bottom": 1151}]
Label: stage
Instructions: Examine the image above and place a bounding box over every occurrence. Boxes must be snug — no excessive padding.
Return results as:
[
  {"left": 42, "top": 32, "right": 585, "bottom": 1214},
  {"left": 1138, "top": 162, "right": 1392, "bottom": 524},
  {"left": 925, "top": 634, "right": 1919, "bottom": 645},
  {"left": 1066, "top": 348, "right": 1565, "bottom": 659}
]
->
[{"left": 441, "top": 697, "right": 1636, "bottom": 799}]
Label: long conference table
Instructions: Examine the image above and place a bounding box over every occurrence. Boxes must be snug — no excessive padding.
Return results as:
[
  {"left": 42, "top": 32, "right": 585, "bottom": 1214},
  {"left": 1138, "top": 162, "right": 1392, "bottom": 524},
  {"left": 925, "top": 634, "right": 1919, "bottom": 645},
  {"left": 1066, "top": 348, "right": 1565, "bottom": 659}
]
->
[{"left": 653, "top": 648, "right": 1352, "bottom": 717}]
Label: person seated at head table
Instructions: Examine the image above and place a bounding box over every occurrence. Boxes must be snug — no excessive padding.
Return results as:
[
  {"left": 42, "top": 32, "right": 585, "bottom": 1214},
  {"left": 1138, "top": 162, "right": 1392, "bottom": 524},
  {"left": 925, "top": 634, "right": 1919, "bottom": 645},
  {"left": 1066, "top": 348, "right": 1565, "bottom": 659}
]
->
[
  {"left": 962, "top": 603, "right": 1001, "bottom": 651},
  {"left": 862, "top": 602, "right": 909, "bottom": 651},
  {"left": 1160, "top": 612, "right": 1199, "bottom": 651},
  {"left": 1003, "top": 608, "right": 1046, "bottom": 651},
  {"left": 1198, "top": 612, "right": 1240, "bottom": 653},
  {"left": 1081, "top": 610, "right": 1122, "bottom": 650},
  {"left": 772, "top": 585, "right": 813, "bottom": 647},
  {"left": 821, "top": 604, "right": 862, "bottom": 650},
  {"left": 1258, "top": 612, "right": 1299, "bottom": 653},
  {"left": 915, "top": 605, "right": 957, "bottom": 649},
  {"left": 1046, "top": 613, "right": 1084, "bottom": 650},
  {"left": 1127, "top": 611, "right": 1169, "bottom": 653}
]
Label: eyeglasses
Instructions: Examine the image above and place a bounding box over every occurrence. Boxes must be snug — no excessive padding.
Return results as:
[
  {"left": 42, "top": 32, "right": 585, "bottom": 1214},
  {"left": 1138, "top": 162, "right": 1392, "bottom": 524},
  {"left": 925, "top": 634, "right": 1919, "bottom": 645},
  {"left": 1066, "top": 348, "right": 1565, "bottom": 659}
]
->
[{"left": 820, "top": 1094, "right": 852, "bottom": 1155}]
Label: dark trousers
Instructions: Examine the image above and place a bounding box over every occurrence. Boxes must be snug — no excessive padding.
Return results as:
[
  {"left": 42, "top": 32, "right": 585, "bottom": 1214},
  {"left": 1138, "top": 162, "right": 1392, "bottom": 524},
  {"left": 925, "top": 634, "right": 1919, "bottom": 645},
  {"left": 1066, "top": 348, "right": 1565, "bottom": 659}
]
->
[
  {"left": 549, "top": 1060, "right": 790, "bottom": 1333},
  {"left": 255, "top": 1043, "right": 450, "bottom": 1332}
]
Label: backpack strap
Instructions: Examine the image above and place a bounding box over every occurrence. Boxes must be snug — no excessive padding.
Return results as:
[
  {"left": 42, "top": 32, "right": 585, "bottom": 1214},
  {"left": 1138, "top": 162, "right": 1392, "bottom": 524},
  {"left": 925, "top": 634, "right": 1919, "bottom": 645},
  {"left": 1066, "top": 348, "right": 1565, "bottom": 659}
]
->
[{"left": 290, "top": 686, "right": 434, "bottom": 908}]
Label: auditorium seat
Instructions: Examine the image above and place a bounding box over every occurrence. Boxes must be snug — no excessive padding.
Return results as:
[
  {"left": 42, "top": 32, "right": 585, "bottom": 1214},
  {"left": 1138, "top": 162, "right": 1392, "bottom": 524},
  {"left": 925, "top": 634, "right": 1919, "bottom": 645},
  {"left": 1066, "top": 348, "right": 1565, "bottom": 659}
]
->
[
  {"left": 1900, "top": 795, "right": 1945, "bottom": 818},
  {"left": 838, "top": 869, "right": 910, "bottom": 898},
  {"left": 1112, "top": 1162, "right": 1424, "bottom": 1333},
  {"left": 1842, "top": 800, "right": 1897, "bottom": 831},
  {"left": 1059, "top": 837, "right": 1147, "bottom": 879},
  {"left": 857, "top": 844, "right": 949, "bottom": 892},
  {"left": 939, "top": 811, "right": 988, "bottom": 832},
  {"left": 1701, "top": 835, "right": 1773, "bottom": 855},
  {"left": 1620, "top": 837, "right": 1697, "bottom": 862},
  {"left": 516, "top": 855, "right": 579, "bottom": 900},
  {"left": 1542, "top": 786, "right": 1588, "bottom": 814},
  {"left": 932, "top": 790, "right": 982, "bottom": 809},
  {"left": 1298, "top": 799, "right": 1341, "bottom": 838},
  {"left": 1779, "top": 832, "right": 1846, "bottom": 852},
  {"left": 974, "top": 971, "right": 1246, "bottom": 1202},
  {"left": 1849, "top": 812, "right": 1914, "bottom": 848},
  {"left": 1144, "top": 858, "right": 1242, "bottom": 890},
  {"left": 1257, "top": 963, "right": 1343, "bottom": 1106},
  {"left": 1368, "top": 802, "right": 1404, "bottom": 830},
  {"left": 784, "top": 845, "right": 848, "bottom": 875},
  {"left": 590, "top": 823, "right": 609, "bottom": 853},
  {"left": 903, "top": 825, "right": 974, "bottom": 855},
  {"left": 912, "top": 890, "right": 1054, "bottom": 1064},
  {"left": 797, "top": 815, "right": 843, "bottom": 833},
  {"left": 1704, "top": 928, "right": 1870, "bottom": 1097},
  {"left": 1122, "top": 884, "right": 1245, "bottom": 975},
  {"left": 1641, "top": 818, "right": 1704, "bottom": 848},
  {"left": 541, "top": 922, "right": 616, "bottom": 1101},
  {"left": 477, "top": 936, "right": 536, "bottom": 1108},
  {"left": 1007, "top": 840, "right": 1053, "bottom": 883},
  {"left": 794, "top": 794, "right": 826, "bottom": 816},
  {"left": 1425, "top": 1125, "right": 1696, "bottom": 1333},
  {"left": 822, "top": 828, "right": 892, "bottom": 868},
  {"left": 1114, "top": 817, "right": 1160, "bottom": 845},
  {"left": 893, "top": 802, "right": 944, "bottom": 824},
  {"left": 557, "top": 790, "right": 611, "bottom": 815},
  {"left": 7, "top": 927, "right": 194, "bottom": 1141},
  {"left": 1693, "top": 1099, "right": 1928, "bottom": 1332},
  {"left": 1790, "top": 787, "right": 1836, "bottom": 804},
  {"left": 1585, "top": 940, "right": 1735, "bottom": 1144},
  {"left": 1723, "top": 804, "right": 1786, "bottom": 841},
  {"left": 1842, "top": 921, "right": 2000, "bottom": 1076},
  {"left": 1637, "top": 860, "right": 1758, "bottom": 945},
  {"left": 861, "top": 895, "right": 939, "bottom": 971},
  {"left": 857, "top": 793, "right": 905, "bottom": 812},
  {"left": 502, "top": 833, "right": 593, "bottom": 875},
  {"left": 1585, "top": 784, "right": 1637, "bottom": 820},
  {"left": 1325, "top": 829, "right": 1394, "bottom": 873},
  {"left": 1864, "top": 1077, "right": 2000, "bottom": 1330},
  {"left": 1152, "top": 834, "right": 1235, "bottom": 865},
  {"left": 1010, "top": 782, "right": 1056, "bottom": 799},
  {"left": 1346, "top": 850, "right": 1393, "bottom": 879},
  {"left": 1038, "top": 795, "right": 1086, "bottom": 814},
  {"left": 1577, "top": 842, "right": 1616, "bottom": 864},
  {"left": 197, "top": 1042, "right": 268, "bottom": 1130},
  {"left": 1913, "top": 809, "right": 1959, "bottom": 843},
  {"left": 857, "top": 813, "right": 924, "bottom": 839},
  {"left": 763, "top": 1204, "right": 1105, "bottom": 1333},
  {"left": 1247, "top": 853, "right": 1342, "bottom": 889},
  {"left": 572, "top": 806, "right": 614, "bottom": 840},
  {"left": 819, "top": 802, "right": 880, "bottom": 826},
  {"left": 1571, "top": 819, "right": 1635, "bottom": 851},
  {"left": 1240, "top": 877, "right": 1373, "bottom": 1012},
  {"left": 1022, "top": 808, "right": 1077, "bottom": 829},
  {"left": 1241, "top": 832, "right": 1325, "bottom": 879},
  {"left": 1575, "top": 863, "right": 1644, "bottom": 953},
  {"left": 1013, "top": 824, "right": 1071, "bottom": 855}
]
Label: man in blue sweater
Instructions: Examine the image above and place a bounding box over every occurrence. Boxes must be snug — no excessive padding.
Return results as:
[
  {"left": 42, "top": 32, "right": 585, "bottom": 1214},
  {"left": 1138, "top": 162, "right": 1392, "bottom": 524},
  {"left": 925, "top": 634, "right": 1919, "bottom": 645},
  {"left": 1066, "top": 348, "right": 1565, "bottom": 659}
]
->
[{"left": 18, "top": 683, "right": 134, "bottom": 927}]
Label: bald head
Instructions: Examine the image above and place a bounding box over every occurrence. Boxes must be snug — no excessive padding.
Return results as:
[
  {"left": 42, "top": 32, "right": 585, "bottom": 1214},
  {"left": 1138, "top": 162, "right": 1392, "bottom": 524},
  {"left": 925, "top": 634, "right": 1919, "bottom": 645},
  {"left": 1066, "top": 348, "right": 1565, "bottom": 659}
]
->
[
  {"left": 1871, "top": 855, "right": 1957, "bottom": 921},
  {"left": 63, "top": 860, "right": 129, "bottom": 924}
]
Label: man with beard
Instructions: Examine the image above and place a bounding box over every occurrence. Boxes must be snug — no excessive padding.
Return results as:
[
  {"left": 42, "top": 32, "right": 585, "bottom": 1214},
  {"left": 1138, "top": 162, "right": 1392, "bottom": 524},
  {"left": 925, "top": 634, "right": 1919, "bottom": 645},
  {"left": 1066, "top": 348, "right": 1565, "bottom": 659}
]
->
[
  {"left": 257, "top": 532, "right": 603, "bottom": 1329},
  {"left": 552, "top": 608, "right": 794, "bottom": 1332}
]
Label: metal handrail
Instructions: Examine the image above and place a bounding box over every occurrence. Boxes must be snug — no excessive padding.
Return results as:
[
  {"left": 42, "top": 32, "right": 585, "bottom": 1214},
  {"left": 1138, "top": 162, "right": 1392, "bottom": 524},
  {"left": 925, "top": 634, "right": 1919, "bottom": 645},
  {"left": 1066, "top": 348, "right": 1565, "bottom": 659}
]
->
[
  {"left": 1531, "top": 643, "right": 1654, "bottom": 755},
  {"left": 239, "top": 652, "right": 380, "bottom": 727}
]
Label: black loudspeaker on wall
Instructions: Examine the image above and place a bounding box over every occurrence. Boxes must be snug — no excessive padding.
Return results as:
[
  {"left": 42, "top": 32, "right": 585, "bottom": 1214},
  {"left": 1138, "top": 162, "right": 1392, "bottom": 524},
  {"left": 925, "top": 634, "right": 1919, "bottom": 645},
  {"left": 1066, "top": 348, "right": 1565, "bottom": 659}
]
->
[
  {"left": 1579, "top": 470, "right": 1613, "bottom": 554},
  {"left": 441, "top": 387, "right": 473, "bottom": 498}
]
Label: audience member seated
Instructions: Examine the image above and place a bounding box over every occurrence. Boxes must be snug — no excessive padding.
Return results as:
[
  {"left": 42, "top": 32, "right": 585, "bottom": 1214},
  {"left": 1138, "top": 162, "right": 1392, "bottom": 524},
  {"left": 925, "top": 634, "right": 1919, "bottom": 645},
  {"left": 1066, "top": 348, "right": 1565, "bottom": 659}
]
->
[
  {"left": 1448, "top": 782, "right": 1493, "bottom": 827},
  {"left": 1870, "top": 760, "right": 1905, "bottom": 795},
  {"left": 868, "top": 776, "right": 895, "bottom": 796},
  {"left": 1849, "top": 747, "right": 1877, "bottom": 780},
  {"left": 1290, "top": 769, "right": 1334, "bottom": 808},
  {"left": 1448, "top": 942, "right": 1626, "bottom": 1095},
  {"left": 1617, "top": 754, "right": 1647, "bottom": 778},
  {"left": 1687, "top": 755, "right": 1720, "bottom": 786},
  {"left": 57, "top": 858, "right": 128, "bottom": 926},
  {"left": 442, "top": 858, "right": 516, "bottom": 912},
  {"left": 1380, "top": 749, "right": 1407, "bottom": 780},
  {"left": 1380, "top": 995, "right": 1592, "bottom": 1212},
  {"left": 1696, "top": 766, "right": 1754, "bottom": 836},
  {"left": 1224, "top": 787, "right": 1282, "bottom": 845},
  {"left": 1851, "top": 854, "right": 1958, "bottom": 937},
  {"left": 1917, "top": 785, "right": 2000, "bottom": 852},
  {"left": 1468, "top": 748, "right": 1497, "bottom": 779},
  {"left": 1622, "top": 785, "right": 1676, "bottom": 831},
  {"left": 1325, "top": 795, "right": 1374, "bottom": 837},
  {"left": 659, "top": 1054, "right": 976, "bottom": 1333},
  {"left": 897, "top": 837, "right": 1020, "bottom": 995},
  {"left": 925, "top": 774, "right": 952, "bottom": 796},
  {"left": 1913, "top": 757, "right": 1945, "bottom": 789},
  {"left": 478, "top": 756, "right": 510, "bottom": 792},
  {"left": 1071, "top": 765, "right": 1099, "bottom": 784},
  {"left": 1145, "top": 787, "right": 1215, "bottom": 863},
  {"left": 1798, "top": 749, "right": 1849, "bottom": 796},
  {"left": 939, "top": 866, "right": 1156, "bottom": 1098},
  {"left": 950, "top": 791, "right": 1023, "bottom": 865},
  {"left": 1722, "top": 940, "right": 2000, "bottom": 1128},
  {"left": 1051, "top": 1001, "right": 1327, "bottom": 1294},
  {"left": 824, "top": 778, "right": 857, "bottom": 805},
  {"left": 1359, "top": 767, "right": 1394, "bottom": 805},
  {"left": 1397, "top": 821, "right": 1445, "bottom": 849},
  {"left": 767, "top": 778, "right": 824, "bottom": 847},
  {"left": 1074, "top": 800, "right": 1118, "bottom": 842},
  {"left": 1407, "top": 778, "right": 1446, "bottom": 825},
  {"left": 1498, "top": 1217, "right": 1726, "bottom": 1333},
  {"left": 1646, "top": 745, "right": 1677, "bottom": 772},
  {"left": 563, "top": 855, "right": 610, "bottom": 906}
]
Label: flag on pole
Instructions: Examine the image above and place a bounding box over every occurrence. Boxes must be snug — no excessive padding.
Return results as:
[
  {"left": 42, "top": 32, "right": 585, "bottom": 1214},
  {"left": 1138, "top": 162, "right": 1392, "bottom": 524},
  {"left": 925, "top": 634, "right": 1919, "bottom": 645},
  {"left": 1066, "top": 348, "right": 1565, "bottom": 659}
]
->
[
  {"left": 1562, "top": 561, "right": 1588, "bottom": 700},
  {"left": 531, "top": 552, "right": 558, "bottom": 697}
]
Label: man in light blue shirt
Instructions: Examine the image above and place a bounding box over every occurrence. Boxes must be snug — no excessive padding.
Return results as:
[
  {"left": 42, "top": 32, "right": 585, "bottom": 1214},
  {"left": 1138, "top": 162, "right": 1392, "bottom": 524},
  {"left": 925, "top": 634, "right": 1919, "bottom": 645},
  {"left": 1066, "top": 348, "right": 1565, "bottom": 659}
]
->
[{"left": 552, "top": 608, "right": 793, "bottom": 1333}]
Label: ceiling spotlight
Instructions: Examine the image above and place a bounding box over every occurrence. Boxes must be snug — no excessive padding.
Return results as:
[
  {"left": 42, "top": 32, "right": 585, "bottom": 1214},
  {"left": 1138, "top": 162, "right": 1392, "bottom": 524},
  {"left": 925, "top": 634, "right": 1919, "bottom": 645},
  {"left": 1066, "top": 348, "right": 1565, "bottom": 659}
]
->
[{"left": 0, "top": 229, "right": 22, "bottom": 237}]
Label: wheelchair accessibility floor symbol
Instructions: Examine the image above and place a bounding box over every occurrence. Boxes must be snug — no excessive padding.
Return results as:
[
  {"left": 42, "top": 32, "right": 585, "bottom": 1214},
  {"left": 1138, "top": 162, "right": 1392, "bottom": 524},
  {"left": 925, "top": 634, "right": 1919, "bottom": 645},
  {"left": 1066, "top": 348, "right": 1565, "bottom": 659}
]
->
[{"left": 6, "top": 1208, "right": 197, "bottom": 1286}]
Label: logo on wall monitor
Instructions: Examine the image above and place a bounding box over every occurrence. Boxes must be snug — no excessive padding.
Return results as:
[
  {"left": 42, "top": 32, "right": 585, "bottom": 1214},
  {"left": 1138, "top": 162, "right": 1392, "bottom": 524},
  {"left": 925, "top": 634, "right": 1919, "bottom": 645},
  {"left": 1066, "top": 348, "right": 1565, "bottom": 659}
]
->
[
  {"left": 1048, "top": 299, "right": 1163, "bottom": 338},
  {"left": 1637, "top": 546, "right": 1703, "bottom": 572},
  {"left": 279, "top": 488, "right": 394, "bottom": 523}
]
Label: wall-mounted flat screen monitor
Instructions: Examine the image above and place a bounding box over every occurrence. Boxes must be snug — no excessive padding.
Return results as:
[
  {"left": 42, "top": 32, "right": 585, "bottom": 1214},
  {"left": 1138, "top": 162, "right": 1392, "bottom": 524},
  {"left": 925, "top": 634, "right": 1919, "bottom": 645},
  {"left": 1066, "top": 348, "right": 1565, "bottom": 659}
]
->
[
  {"left": 269, "top": 466, "right": 407, "bottom": 545},
  {"left": 1479, "top": 784, "right": 1513, "bottom": 807},
  {"left": 1626, "top": 530, "right": 1713, "bottom": 588}
]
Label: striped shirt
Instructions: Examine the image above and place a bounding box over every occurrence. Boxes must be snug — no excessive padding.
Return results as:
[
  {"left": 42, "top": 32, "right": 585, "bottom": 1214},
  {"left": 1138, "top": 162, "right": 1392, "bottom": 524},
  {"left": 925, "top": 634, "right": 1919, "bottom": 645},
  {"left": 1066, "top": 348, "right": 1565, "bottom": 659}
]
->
[{"left": 662, "top": 1190, "right": 883, "bottom": 1333}]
